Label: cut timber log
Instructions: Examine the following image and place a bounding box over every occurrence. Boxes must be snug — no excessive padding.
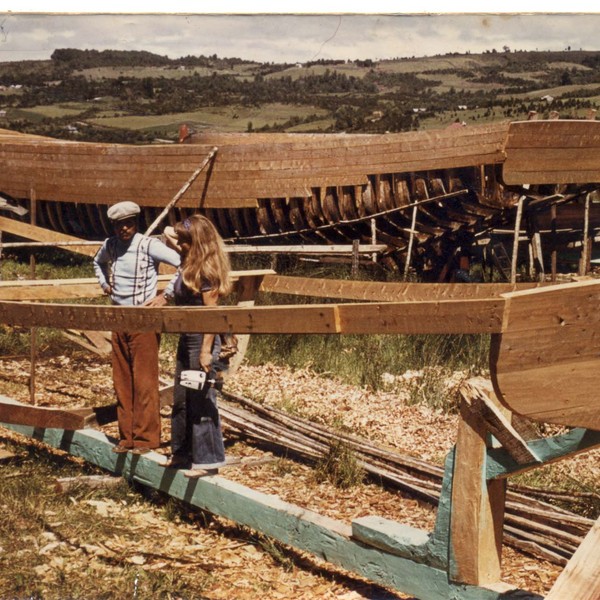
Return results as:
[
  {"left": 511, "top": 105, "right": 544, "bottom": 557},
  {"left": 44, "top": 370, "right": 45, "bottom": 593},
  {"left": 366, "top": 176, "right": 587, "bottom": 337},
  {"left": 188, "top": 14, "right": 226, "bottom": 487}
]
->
[{"left": 0, "top": 396, "right": 95, "bottom": 429}]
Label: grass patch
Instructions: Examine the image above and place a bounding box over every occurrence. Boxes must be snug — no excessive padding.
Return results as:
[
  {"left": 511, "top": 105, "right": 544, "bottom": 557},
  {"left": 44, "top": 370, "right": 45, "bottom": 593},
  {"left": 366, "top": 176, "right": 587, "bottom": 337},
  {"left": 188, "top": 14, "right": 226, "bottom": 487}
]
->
[
  {"left": 314, "top": 440, "right": 364, "bottom": 489},
  {"left": 88, "top": 102, "right": 329, "bottom": 133},
  {"left": 511, "top": 458, "right": 600, "bottom": 519},
  {"left": 0, "top": 435, "right": 211, "bottom": 599},
  {"left": 0, "top": 252, "right": 94, "bottom": 281}
]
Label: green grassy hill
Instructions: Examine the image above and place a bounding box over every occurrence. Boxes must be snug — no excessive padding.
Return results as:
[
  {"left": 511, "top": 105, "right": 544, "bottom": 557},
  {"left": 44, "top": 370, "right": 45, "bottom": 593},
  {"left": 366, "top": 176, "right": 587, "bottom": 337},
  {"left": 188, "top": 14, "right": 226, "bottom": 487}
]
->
[{"left": 1, "top": 48, "right": 599, "bottom": 142}]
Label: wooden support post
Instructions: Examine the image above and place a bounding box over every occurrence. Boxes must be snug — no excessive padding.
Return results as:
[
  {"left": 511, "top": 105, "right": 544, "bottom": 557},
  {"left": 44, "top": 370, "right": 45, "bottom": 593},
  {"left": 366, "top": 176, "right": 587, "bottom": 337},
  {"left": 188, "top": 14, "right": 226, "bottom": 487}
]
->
[
  {"left": 404, "top": 204, "right": 418, "bottom": 279},
  {"left": 551, "top": 204, "right": 557, "bottom": 282},
  {"left": 351, "top": 239, "right": 359, "bottom": 278},
  {"left": 510, "top": 196, "right": 525, "bottom": 284},
  {"left": 29, "top": 189, "right": 37, "bottom": 406},
  {"left": 580, "top": 193, "right": 591, "bottom": 276},
  {"left": 526, "top": 211, "right": 544, "bottom": 282},
  {"left": 370, "top": 218, "right": 377, "bottom": 263},
  {"left": 450, "top": 398, "right": 506, "bottom": 585},
  {"left": 227, "top": 273, "right": 269, "bottom": 374}
]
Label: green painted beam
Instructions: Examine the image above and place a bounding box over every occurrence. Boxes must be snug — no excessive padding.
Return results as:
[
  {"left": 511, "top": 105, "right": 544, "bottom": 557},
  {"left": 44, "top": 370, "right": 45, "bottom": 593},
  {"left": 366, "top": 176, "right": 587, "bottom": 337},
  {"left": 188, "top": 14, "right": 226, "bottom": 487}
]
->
[
  {"left": 486, "top": 428, "right": 600, "bottom": 480},
  {"left": 0, "top": 415, "right": 537, "bottom": 600}
]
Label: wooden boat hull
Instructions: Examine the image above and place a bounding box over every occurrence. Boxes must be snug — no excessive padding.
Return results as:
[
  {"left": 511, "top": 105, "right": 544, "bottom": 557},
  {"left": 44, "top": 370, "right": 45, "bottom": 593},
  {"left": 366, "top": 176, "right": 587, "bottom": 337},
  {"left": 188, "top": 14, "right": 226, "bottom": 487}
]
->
[{"left": 2, "top": 120, "right": 600, "bottom": 274}]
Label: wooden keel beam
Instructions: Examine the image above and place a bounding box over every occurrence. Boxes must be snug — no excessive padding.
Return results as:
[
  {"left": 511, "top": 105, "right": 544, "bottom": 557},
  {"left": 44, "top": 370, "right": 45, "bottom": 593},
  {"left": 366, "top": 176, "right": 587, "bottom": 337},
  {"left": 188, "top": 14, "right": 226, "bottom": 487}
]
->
[{"left": 0, "top": 416, "right": 537, "bottom": 600}]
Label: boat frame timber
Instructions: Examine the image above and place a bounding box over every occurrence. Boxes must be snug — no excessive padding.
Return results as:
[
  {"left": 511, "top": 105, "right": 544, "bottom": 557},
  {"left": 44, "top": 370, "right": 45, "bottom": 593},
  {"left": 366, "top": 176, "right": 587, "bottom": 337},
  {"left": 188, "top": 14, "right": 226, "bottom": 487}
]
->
[
  {"left": 1, "top": 272, "right": 600, "bottom": 598},
  {"left": 4, "top": 119, "right": 600, "bottom": 277}
]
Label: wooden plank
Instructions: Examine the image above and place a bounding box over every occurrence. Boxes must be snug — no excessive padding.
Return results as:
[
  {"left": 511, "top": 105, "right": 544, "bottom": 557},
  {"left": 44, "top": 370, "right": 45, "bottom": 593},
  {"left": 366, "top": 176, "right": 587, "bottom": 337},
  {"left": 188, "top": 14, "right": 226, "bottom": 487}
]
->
[
  {"left": 0, "top": 416, "right": 532, "bottom": 600},
  {"left": 61, "top": 331, "right": 109, "bottom": 356},
  {"left": 0, "top": 140, "right": 504, "bottom": 172},
  {"left": 260, "top": 274, "right": 545, "bottom": 302},
  {"left": 491, "top": 279, "right": 600, "bottom": 429},
  {"left": 546, "top": 516, "right": 600, "bottom": 600},
  {"left": 503, "top": 120, "right": 600, "bottom": 184},
  {"left": 0, "top": 396, "right": 92, "bottom": 429},
  {"left": 449, "top": 399, "right": 506, "bottom": 585},
  {"left": 0, "top": 270, "right": 275, "bottom": 301},
  {"left": 0, "top": 298, "right": 505, "bottom": 334},
  {"left": 0, "top": 124, "right": 510, "bottom": 208},
  {"left": 0, "top": 216, "right": 98, "bottom": 257},
  {"left": 227, "top": 244, "right": 387, "bottom": 254}
]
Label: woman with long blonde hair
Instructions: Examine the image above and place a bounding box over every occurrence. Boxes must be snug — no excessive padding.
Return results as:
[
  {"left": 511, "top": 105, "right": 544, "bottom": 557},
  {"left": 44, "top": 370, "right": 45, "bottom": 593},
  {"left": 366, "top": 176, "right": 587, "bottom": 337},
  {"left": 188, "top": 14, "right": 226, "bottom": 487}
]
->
[{"left": 154, "top": 214, "right": 231, "bottom": 474}]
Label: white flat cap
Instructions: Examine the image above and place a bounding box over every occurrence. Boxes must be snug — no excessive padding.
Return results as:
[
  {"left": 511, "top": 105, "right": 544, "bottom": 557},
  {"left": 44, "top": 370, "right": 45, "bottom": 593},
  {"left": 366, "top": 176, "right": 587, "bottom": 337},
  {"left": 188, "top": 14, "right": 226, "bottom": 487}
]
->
[{"left": 107, "top": 201, "right": 140, "bottom": 221}]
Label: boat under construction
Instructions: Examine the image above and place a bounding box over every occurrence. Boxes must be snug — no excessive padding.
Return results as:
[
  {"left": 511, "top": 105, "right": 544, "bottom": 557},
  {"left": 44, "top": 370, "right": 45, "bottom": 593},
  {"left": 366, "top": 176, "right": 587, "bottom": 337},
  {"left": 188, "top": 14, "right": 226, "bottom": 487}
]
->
[{"left": 1, "top": 117, "right": 600, "bottom": 279}]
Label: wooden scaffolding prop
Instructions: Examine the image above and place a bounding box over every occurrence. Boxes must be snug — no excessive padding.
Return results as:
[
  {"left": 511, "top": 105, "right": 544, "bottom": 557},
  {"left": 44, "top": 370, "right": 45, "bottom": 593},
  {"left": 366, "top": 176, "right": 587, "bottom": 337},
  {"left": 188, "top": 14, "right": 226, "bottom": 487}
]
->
[{"left": 0, "top": 273, "right": 599, "bottom": 599}]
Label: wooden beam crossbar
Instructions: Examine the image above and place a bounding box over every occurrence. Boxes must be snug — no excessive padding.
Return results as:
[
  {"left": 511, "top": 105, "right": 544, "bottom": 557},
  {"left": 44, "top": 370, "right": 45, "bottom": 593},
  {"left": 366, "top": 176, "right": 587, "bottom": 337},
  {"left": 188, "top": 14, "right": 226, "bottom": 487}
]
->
[{"left": 0, "top": 297, "right": 505, "bottom": 334}]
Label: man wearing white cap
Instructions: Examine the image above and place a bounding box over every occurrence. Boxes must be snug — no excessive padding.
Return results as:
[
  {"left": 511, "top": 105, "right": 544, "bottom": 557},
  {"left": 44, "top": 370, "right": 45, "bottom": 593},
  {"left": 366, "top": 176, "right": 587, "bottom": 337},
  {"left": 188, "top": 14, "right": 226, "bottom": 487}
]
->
[{"left": 93, "top": 201, "right": 180, "bottom": 454}]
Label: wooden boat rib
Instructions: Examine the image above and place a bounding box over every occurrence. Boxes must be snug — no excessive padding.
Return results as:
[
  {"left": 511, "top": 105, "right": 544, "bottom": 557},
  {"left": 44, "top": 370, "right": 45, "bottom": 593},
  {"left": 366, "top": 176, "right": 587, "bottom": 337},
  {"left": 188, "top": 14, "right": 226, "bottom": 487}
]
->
[{"left": 2, "top": 119, "right": 600, "bottom": 273}]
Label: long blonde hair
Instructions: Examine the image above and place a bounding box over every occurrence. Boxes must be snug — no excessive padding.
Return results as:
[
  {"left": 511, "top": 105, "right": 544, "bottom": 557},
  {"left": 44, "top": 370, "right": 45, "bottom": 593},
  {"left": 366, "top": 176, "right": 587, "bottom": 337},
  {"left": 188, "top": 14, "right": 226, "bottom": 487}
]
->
[{"left": 174, "top": 214, "right": 232, "bottom": 296}]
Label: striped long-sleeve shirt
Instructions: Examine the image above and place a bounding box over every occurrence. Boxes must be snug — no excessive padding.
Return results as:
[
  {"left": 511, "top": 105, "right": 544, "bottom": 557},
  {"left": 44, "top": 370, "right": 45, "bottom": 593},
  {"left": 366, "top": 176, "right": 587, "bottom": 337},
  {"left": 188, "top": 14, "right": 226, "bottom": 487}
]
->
[{"left": 93, "top": 232, "right": 180, "bottom": 306}]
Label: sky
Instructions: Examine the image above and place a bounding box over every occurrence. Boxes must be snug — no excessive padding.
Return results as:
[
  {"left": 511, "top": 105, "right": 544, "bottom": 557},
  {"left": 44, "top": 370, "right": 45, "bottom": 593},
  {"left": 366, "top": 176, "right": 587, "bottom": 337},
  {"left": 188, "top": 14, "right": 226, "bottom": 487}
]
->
[{"left": 1, "top": 5, "right": 600, "bottom": 64}]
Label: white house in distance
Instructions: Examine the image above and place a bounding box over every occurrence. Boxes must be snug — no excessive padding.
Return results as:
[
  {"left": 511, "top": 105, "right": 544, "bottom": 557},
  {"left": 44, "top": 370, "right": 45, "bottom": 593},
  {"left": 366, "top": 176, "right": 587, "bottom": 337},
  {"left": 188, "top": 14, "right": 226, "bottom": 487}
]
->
[
  {"left": 541, "top": 94, "right": 554, "bottom": 104},
  {"left": 0, "top": 110, "right": 7, "bottom": 118}
]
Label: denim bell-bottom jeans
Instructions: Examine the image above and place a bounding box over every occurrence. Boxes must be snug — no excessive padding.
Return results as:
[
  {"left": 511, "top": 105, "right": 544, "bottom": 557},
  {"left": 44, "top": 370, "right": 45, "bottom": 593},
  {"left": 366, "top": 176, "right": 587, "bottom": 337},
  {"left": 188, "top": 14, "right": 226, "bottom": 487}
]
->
[{"left": 171, "top": 333, "right": 226, "bottom": 469}]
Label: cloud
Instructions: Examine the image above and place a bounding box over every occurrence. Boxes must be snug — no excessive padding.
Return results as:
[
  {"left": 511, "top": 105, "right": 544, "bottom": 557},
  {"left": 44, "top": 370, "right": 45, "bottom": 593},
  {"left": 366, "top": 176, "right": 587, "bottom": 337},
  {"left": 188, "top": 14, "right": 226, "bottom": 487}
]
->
[{"left": 0, "top": 13, "right": 599, "bottom": 63}]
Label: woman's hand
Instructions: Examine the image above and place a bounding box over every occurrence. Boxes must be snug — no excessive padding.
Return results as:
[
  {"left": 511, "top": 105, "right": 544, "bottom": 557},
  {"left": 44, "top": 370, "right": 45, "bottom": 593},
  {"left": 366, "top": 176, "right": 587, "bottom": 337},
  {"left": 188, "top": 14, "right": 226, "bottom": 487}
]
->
[
  {"left": 145, "top": 294, "right": 168, "bottom": 307},
  {"left": 199, "top": 349, "right": 213, "bottom": 372}
]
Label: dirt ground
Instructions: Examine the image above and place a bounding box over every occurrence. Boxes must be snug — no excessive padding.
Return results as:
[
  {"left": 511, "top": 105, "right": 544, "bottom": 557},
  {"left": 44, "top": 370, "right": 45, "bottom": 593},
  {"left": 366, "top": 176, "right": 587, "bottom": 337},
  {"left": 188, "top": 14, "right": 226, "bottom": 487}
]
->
[{"left": 2, "top": 352, "right": 596, "bottom": 598}]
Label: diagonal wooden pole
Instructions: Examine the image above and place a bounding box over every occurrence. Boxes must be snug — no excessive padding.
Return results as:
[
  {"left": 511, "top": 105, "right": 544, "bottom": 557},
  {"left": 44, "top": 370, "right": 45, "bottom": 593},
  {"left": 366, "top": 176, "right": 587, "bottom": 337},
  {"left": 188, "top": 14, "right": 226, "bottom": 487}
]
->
[{"left": 144, "top": 146, "right": 218, "bottom": 237}]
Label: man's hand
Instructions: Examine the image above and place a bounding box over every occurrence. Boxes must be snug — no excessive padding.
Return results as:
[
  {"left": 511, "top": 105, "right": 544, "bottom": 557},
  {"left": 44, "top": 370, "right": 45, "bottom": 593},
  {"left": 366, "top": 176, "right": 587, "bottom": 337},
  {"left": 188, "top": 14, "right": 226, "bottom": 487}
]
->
[{"left": 103, "top": 285, "right": 112, "bottom": 295}]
